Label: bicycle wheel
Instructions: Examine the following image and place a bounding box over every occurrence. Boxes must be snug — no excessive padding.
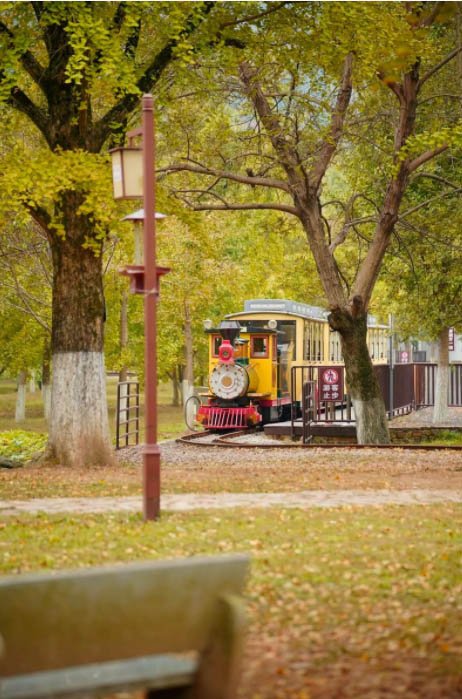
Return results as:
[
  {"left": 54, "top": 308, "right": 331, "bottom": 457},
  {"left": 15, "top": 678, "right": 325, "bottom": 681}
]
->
[{"left": 184, "top": 395, "right": 201, "bottom": 431}]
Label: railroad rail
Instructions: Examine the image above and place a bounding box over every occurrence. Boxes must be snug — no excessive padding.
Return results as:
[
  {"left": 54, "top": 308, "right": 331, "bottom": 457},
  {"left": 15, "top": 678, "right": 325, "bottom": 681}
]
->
[{"left": 176, "top": 430, "right": 462, "bottom": 450}]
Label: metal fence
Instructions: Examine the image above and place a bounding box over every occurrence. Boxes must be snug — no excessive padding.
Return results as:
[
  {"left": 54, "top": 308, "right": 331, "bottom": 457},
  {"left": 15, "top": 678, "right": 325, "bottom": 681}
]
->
[
  {"left": 290, "top": 365, "right": 354, "bottom": 437},
  {"left": 291, "top": 363, "right": 462, "bottom": 439},
  {"left": 374, "top": 364, "right": 414, "bottom": 416},
  {"left": 414, "top": 363, "right": 462, "bottom": 407},
  {"left": 116, "top": 381, "right": 140, "bottom": 449}
]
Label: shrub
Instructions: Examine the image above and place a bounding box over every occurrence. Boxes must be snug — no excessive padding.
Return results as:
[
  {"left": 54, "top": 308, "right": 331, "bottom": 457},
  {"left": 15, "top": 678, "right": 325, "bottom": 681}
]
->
[{"left": 0, "top": 431, "right": 47, "bottom": 463}]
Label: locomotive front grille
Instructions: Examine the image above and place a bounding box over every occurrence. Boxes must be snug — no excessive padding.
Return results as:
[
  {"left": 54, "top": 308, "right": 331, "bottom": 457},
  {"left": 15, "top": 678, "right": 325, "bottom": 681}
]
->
[{"left": 197, "top": 405, "right": 261, "bottom": 429}]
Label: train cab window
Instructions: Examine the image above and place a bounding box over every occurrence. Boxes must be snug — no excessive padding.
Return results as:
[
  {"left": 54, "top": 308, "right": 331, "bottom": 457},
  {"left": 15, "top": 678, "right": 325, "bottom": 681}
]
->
[
  {"left": 234, "top": 339, "right": 249, "bottom": 361},
  {"left": 250, "top": 335, "right": 269, "bottom": 358},
  {"left": 272, "top": 334, "right": 277, "bottom": 359},
  {"left": 211, "top": 334, "right": 222, "bottom": 357}
]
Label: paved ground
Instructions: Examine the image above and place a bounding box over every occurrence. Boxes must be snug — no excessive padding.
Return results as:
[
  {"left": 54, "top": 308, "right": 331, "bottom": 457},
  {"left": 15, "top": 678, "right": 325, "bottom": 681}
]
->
[{"left": 1, "top": 488, "right": 462, "bottom": 516}]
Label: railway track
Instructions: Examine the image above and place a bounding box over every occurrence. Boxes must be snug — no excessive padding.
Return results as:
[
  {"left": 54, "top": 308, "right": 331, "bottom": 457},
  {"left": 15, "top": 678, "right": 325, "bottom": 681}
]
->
[{"left": 177, "top": 429, "right": 462, "bottom": 450}]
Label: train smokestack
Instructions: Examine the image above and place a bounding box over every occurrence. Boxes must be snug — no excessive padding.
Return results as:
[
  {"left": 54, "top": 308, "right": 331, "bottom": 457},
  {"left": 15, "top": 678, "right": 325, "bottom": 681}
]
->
[{"left": 219, "top": 320, "right": 241, "bottom": 346}]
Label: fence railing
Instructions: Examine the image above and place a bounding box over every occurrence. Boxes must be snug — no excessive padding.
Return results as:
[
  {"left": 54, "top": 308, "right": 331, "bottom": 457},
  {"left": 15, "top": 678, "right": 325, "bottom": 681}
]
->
[
  {"left": 290, "top": 365, "right": 354, "bottom": 439},
  {"left": 116, "top": 381, "right": 140, "bottom": 450},
  {"left": 291, "top": 363, "right": 462, "bottom": 440},
  {"left": 414, "top": 363, "right": 462, "bottom": 407}
]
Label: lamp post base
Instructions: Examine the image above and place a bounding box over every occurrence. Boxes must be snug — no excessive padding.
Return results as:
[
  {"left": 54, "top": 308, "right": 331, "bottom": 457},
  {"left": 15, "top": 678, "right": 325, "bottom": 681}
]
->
[{"left": 143, "top": 444, "right": 160, "bottom": 520}]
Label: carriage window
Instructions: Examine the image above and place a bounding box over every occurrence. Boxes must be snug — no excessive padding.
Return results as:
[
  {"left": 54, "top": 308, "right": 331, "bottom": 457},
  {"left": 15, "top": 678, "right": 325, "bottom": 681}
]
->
[
  {"left": 329, "top": 331, "right": 342, "bottom": 362},
  {"left": 367, "top": 328, "right": 382, "bottom": 360},
  {"left": 367, "top": 329, "right": 374, "bottom": 358},
  {"left": 251, "top": 335, "right": 269, "bottom": 358},
  {"left": 379, "top": 330, "right": 385, "bottom": 358},
  {"left": 304, "top": 322, "right": 325, "bottom": 361},
  {"left": 212, "top": 334, "right": 222, "bottom": 357}
]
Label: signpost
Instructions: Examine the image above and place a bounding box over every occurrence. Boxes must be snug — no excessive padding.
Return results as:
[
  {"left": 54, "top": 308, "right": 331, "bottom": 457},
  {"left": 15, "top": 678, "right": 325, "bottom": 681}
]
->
[{"left": 318, "top": 367, "right": 343, "bottom": 402}]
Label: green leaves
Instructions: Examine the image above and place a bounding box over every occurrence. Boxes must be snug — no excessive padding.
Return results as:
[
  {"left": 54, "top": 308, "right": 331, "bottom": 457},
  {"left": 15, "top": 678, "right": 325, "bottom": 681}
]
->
[{"left": 0, "top": 430, "right": 47, "bottom": 464}]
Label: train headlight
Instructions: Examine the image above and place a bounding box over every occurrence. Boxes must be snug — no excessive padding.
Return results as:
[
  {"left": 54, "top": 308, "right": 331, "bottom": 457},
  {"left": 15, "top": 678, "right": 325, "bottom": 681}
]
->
[{"left": 209, "top": 363, "right": 249, "bottom": 400}]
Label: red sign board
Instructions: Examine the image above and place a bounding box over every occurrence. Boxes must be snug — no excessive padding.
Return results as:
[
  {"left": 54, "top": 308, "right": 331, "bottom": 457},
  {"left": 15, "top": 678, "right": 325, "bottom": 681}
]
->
[
  {"left": 318, "top": 367, "right": 343, "bottom": 402},
  {"left": 449, "top": 327, "right": 455, "bottom": 351},
  {"left": 399, "top": 350, "right": 409, "bottom": 363}
]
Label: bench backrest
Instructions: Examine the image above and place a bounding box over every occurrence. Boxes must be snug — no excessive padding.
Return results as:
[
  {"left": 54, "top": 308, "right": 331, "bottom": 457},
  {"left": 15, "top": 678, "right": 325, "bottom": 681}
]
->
[{"left": 0, "top": 554, "right": 249, "bottom": 677}]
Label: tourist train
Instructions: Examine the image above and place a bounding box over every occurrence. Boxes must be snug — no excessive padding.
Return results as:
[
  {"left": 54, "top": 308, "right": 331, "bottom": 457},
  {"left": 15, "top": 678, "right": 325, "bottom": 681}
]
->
[{"left": 193, "top": 299, "right": 388, "bottom": 431}]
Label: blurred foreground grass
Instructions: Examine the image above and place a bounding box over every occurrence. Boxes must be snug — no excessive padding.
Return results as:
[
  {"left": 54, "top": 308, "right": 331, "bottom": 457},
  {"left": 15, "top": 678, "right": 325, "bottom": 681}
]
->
[{"left": 1, "top": 505, "right": 461, "bottom": 698}]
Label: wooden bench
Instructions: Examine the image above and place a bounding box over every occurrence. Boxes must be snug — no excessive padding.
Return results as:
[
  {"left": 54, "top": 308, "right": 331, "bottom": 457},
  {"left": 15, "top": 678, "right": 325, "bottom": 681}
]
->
[{"left": 0, "top": 554, "right": 250, "bottom": 699}]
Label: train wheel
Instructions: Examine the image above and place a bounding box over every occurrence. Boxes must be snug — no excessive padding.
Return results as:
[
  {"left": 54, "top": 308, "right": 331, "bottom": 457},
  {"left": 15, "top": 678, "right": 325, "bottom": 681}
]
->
[{"left": 184, "top": 395, "right": 201, "bottom": 431}]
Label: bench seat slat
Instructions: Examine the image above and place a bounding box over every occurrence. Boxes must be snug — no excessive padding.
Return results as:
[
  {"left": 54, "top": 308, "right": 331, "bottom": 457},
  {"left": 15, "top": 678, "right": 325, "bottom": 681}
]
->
[{"left": 0, "top": 654, "right": 197, "bottom": 699}]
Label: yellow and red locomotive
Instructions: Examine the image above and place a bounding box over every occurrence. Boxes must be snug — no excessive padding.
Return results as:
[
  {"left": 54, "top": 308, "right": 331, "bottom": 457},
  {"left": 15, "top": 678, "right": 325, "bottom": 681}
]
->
[
  {"left": 195, "top": 299, "right": 388, "bottom": 431},
  {"left": 196, "top": 318, "right": 286, "bottom": 429}
]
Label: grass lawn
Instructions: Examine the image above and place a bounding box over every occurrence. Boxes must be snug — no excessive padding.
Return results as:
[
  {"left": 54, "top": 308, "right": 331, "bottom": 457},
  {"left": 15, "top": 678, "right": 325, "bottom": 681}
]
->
[
  {"left": 1, "top": 505, "right": 461, "bottom": 698},
  {"left": 2, "top": 375, "right": 462, "bottom": 696},
  {"left": 0, "top": 377, "right": 186, "bottom": 442}
]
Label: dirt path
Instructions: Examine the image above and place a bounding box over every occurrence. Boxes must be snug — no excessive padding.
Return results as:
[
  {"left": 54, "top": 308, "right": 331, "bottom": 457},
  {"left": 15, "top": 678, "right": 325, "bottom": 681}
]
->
[{"left": 1, "top": 488, "right": 462, "bottom": 516}]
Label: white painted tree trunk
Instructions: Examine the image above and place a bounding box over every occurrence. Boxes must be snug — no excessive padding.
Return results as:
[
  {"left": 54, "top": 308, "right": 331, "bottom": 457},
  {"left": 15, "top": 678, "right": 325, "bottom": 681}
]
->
[
  {"left": 182, "top": 379, "right": 194, "bottom": 405},
  {"left": 29, "top": 370, "right": 36, "bottom": 394},
  {"left": 352, "top": 397, "right": 390, "bottom": 444},
  {"left": 433, "top": 327, "right": 449, "bottom": 424},
  {"left": 42, "top": 383, "right": 51, "bottom": 420},
  {"left": 48, "top": 352, "right": 113, "bottom": 466},
  {"left": 183, "top": 300, "right": 194, "bottom": 406},
  {"left": 15, "top": 371, "right": 26, "bottom": 422}
]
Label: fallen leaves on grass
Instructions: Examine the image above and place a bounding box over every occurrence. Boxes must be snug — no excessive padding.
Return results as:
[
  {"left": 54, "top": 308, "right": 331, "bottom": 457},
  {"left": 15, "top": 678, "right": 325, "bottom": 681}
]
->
[
  {"left": 1, "top": 505, "right": 461, "bottom": 698},
  {"left": 2, "top": 444, "right": 462, "bottom": 499}
]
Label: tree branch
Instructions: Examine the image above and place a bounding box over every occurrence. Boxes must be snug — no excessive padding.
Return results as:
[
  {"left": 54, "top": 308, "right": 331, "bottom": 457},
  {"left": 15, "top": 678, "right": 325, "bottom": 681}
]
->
[
  {"left": 309, "top": 52, "right": 354, "bottom": 189},
  {"left": 111, "top": 3, "right": 141, "bottom": 58},
  {"left": 419, "top": 46, "right": 462, "bottom": 87},
  {"left": 399, "top": 187, "right": 462, "bottom": 219},
  {"left": 0, "top": 20, "right": 46, "bottom": 87},
  {"left": 158, "top": 161, "right": 290, "bottom": 192},
  {"left": 239, "top": 61, "right": 309, "bottom": 195},
  {"left": 7, "top": 87, "right": 51, "bottom": 144},
  {"left": 2, "top": 296, "right": 50, "bottom": 333},
  {"left": 31, "top": 1, "right": 43, "bottom": 21},
  {"left": 411, "top": 172, "right": 460, "bottom": 189},
  {"left": 418, "top": 93, "right": 462, "bottom": 105},
  {"left": 191, "top": 202, "right": 300, "bottom": 216},
  {"left": 94, "top": 2, "right": 216, "bottom": 148},
  {"left": 408, "top": 144, "right": 448, "bottom": 172},
  {"left": 28, "top": 205, "right": 52, "bottom": 233},
  {"left": 219, "top": 2, "right": 289, "bottom": 29}
]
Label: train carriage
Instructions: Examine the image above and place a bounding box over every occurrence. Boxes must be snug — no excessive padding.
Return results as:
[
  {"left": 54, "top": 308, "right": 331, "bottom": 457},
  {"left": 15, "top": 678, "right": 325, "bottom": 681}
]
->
[{"left": 195, "top": 299, "right": 388, "bottom": 431}]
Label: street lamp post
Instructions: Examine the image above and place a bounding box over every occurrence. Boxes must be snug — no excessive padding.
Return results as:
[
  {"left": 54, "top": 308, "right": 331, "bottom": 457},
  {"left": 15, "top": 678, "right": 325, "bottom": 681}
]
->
[
  {"left": 141, "top": 95, "right": 160, "bottom": 521},
  {"left": 111, "top": 94, "right": 166, "bottom": 521}
]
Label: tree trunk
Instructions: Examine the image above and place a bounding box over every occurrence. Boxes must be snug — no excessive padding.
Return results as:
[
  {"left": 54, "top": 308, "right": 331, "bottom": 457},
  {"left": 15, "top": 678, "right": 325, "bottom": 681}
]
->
[
  {"left": 48, "top": 196, "right": 112, "bottom": 467},
  {"left": 42, "top": 341, "right": 52, "bottom": 421},
  {"left": 171, "top": 368, "right": 181, "bottom": 407},
  {"left": 433, "top": 326, "right": 449, "bottom": 424},
  {"left": 15, "top": 371, "right": 27, "bottom": 422},
  {"left": 118, "top": 291, "right": 129, "bottom": 442},
  {"left": 183, "top": 301, "right": 194, "bottom": 404},
  {"left": 29, "top": 371, "right": 36, "bottom": 394},
  {"left": 330, "top": 307, "right": 390, "bottom": 444},
  {"left": 118, "top": 287, "right": 129, "bottom": 384}
]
